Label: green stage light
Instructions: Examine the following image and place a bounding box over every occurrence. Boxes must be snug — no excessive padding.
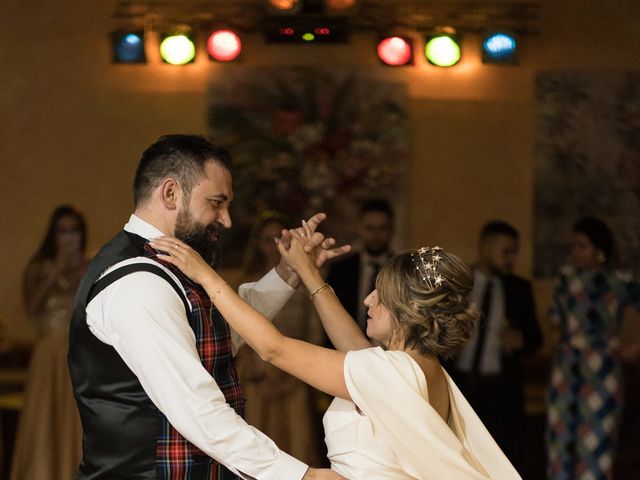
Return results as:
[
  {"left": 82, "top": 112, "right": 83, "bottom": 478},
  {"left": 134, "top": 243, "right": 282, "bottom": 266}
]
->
[
  {"left": 160, "top": 33, "right": 196, "bottom": 65},
  {"left": 425, "top": 31, "right": 461, "bottom": 67}
]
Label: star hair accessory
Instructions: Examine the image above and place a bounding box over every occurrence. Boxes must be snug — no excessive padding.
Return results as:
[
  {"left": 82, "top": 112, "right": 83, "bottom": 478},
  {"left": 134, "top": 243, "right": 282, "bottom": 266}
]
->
[{"left": 412, "top": 246, "right": 445, "bottom": 290}]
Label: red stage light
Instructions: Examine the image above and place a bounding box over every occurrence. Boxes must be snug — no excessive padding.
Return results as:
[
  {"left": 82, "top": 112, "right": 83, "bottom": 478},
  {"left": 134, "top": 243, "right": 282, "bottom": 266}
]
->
[
  {"left": 207, "top": 29, "right": 242, "bottom": 61},
  {"left": 377, "top": 36, "right": 413, "bottom": 66}
]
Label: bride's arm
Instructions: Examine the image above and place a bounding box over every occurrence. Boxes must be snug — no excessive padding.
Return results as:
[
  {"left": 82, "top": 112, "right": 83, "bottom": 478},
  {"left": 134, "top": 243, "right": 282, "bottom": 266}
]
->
[
  {"left": 151, "top": 237, "right": 351, "bottom": 401},
  {"left": 278, "top": 223, "right": 371, "bottom": 353}
]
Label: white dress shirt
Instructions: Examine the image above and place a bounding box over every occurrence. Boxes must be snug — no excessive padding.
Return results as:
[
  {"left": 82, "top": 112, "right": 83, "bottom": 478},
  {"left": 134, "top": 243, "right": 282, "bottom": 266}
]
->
[
  {"left": 455, "top": 269, "right": 505, "bottom": 375},
  {"left": 85, "top": 214, "right": 307, "bottom": 480}
]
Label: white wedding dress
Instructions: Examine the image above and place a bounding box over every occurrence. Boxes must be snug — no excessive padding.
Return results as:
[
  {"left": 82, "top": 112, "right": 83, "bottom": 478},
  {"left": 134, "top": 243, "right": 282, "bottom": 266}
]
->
[{"left": 323, "top": 347, "right": 522, "bottom": 479}]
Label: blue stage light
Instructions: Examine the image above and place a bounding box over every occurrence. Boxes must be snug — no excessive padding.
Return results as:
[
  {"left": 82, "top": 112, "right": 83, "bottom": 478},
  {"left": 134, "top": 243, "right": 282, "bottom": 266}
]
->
[
  {"left": 482, "top": 32, "right": 517, "bottom": 64},
  {"left": 112, "top": 30, "right": 146, "bottom": 64}
]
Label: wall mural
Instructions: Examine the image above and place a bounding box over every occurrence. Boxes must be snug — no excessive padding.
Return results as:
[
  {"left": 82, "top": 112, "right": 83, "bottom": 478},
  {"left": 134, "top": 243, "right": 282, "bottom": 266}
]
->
[
  {"left": 208, "top": 67, "right": 408, "bottom": 266},
  {"left": 534, "top": 71, "right": 640, "bottom": 276}
]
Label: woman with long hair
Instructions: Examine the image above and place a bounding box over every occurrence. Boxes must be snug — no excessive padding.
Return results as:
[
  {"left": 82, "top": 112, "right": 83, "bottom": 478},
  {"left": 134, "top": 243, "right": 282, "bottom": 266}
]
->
[
  {"left": 11, "top": 205, "right": 87, "bottom": 480},
  {"left": 235, "top": 211, "right": 325, "bottom": 465}
]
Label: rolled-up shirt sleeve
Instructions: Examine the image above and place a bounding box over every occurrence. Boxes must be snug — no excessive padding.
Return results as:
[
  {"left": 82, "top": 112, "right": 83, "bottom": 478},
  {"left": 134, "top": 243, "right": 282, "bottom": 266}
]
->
[
  {"left": 238, "top": 268, "right": 295, "bottom": 319},
  {"left": 86, "top": 270, "right": 306, "bottom": 480},
  {"left": 233, "top": 268, "right": 296, "bottom": 353}
]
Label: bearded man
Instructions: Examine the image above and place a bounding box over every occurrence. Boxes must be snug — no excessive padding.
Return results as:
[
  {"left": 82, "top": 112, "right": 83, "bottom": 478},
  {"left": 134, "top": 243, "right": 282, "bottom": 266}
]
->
[{"left": 68, "top": 135, "right": 347, "bottom": 480}]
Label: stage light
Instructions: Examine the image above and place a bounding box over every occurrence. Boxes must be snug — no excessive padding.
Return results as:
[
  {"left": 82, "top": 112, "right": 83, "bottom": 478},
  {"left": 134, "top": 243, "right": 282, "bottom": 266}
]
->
[
  {"left": 267, "top": 0, "right": 302, "bottom": 13},
  {"left": 482, "top": 32, "right": 517, "bottom": 64},
  {"left": 112, "top": 30, "right": 146, "bottom": 63},
  {"left": 207, "top": 30, "right": 242, "bottom": 61},
  {"left": 160, "top": 33, "right": 196, "bottom": 65},
  {"left": 425, "top": 30, "right": 461, "bottom": 67},
  {"left": 377, "top": 36, "right": 413, "bottom": 66},
  {"left": 325, "top": 0, "right": 358, "bottom": 12}
]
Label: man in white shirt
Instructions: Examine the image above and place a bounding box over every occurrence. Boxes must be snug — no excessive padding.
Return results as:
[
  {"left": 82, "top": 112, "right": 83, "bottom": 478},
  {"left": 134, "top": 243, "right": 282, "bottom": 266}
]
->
[
  {"left": 326, "top": 199, "right": 395, "bottom": 335},
  {"left": 68, "top": 134, "right": 347, "bottom": 480},
  {"left": 450, "top": 220, "right": 541, "bottom": 473}
]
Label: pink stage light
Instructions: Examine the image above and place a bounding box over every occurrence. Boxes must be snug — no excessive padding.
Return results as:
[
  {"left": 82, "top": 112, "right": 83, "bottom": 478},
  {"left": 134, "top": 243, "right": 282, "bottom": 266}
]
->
[
  {"left": 207, "top": 30, "right": 242, "bottom": 62},
  {"left": 377, "top": 36, "right": 413, "bottom": 66}
]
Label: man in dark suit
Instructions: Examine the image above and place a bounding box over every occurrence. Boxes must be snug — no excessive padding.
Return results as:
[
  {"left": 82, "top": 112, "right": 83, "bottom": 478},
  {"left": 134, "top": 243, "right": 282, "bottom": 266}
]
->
[
  {"left": 326, "top": 199, "right": 394, "bottom": 334},
  {"left": 450, "top": 221, "right": 542, "bottom": 473}
]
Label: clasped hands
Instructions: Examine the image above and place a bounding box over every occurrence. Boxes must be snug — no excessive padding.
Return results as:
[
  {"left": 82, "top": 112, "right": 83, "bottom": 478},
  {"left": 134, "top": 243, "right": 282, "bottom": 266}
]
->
[{"left": 274, "top": 213, "right": 350, "bottom": 287}]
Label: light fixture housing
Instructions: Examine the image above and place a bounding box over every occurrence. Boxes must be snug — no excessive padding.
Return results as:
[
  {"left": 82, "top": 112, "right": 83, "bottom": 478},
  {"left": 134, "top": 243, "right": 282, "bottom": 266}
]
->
[
  {"left": 482, "top": 31, "right": 518, "bottom": 64},
  {"left": 264, "top": 17, "right": 348, "bottom": 43},
  {"left": 425, "top": 28, "right": 461, "bottom": 67}
]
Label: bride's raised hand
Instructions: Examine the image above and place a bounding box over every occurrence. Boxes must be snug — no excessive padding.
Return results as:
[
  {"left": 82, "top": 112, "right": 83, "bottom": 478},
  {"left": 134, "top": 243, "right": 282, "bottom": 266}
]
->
[
  {"left": 276, "top": 221, "right": 318, "bottom": 276},
  {"left": 149, "top": 236, "right": 216, "bottom": 285}
]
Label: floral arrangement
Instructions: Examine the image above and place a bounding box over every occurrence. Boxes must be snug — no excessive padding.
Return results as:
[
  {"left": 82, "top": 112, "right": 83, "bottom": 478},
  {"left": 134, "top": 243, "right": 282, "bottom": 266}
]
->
[{"left": 208, "top": 67, "right": 407, "bottom": 264}]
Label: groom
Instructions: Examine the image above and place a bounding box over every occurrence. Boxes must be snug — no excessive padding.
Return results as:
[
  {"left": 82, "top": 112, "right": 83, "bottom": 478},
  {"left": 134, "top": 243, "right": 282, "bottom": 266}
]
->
[{"left": 68, "top": 135, "right": 346, "bottom": 480}]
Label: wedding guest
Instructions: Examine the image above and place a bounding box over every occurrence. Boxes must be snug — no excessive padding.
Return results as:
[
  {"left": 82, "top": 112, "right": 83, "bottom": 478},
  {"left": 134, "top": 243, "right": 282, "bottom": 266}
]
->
[
  {"left": 67, "top": 134, "right": 346, "bottom": 480},
  {"left": 151, "top": 221, "right": 521, "bottom": 479},
  {"left": 326, "top": 198, "right": 395, "bottom": 333},
  {"left": 11, "top": 205, "right": 87, "bottom": 480},
  {"left": 450, "top": 220, "right": 541, "bottom": 471},
  {"left": 235, "top": 211, "right": 324, "bottom": 465},
  {"left": 546, "top": 216, "right": 640, "bottom": 480}
]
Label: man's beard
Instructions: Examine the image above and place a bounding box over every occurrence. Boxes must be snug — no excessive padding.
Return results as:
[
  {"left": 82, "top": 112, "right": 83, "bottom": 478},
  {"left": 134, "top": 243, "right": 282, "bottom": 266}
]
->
[{"left": 174, "top": 208, "right": 225, "bottom": 268}]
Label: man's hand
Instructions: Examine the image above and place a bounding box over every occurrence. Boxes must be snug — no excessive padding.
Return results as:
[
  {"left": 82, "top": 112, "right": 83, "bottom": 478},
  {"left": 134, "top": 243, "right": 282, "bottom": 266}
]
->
[
  {"left": 303, "top": 467, "right": 346, "bottom": 480},
  {"left": 275, "top": 213, "right": 351, "bottom": 287}
]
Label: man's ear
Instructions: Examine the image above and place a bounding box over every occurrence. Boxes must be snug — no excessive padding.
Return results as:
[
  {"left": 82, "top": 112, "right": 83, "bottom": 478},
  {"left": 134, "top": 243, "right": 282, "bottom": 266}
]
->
[{"left": 159, "top": 178, "right": 181, "bottom": 211}]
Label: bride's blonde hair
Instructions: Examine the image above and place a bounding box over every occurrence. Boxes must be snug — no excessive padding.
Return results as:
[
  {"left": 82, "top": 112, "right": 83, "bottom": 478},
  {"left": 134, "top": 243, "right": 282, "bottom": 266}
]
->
[{"left": 376, "top": 248, "right": 478, "bottom": 358}]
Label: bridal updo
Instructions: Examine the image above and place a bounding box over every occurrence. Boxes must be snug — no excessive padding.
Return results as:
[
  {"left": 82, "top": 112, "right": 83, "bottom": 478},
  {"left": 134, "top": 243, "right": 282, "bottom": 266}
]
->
[{"left": 375, "top": 247, "right": 478, "bottom": 359}]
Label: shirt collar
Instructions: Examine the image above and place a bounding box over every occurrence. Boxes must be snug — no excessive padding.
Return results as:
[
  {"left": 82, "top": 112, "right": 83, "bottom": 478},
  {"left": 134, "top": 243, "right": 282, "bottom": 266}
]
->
[
  {"left": 123, "top": 214, "right": 167, "bottom": 241},
  {"left": 474, "top": 267, "right": 493, "bottom": 284},
  {"left": 360, "top": 250, "right": 391, "bottom": 266}
]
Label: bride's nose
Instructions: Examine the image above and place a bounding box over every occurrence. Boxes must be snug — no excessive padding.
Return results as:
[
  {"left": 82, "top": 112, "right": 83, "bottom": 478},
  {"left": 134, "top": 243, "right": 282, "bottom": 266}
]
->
[{"left": 363, "top": 289, "right": 377, "bottom": 307}]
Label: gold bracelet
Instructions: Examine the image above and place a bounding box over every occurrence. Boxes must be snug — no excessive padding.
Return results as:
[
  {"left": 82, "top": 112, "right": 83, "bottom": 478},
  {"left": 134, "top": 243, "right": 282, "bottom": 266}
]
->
[
  {"left": 308, "top": 283, "right": 334, "bottom": 301},
  {"left": 211, "top": 281, "right": 229, "bottom": 302}
]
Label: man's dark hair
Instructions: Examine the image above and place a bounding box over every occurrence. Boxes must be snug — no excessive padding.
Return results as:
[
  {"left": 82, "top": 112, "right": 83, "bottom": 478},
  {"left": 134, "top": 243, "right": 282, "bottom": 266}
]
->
[
  {"left": 359, "top": 198, "right": 394, "bottom": 220},
  {"left": 133, "top": 134, "right": 232, "bottom": 206},
  {"left": 480, "top": 220, "right": 519, "bottom": 242},
  {"left": 573, "top": 216, "right": 615, "bottom": 262}
]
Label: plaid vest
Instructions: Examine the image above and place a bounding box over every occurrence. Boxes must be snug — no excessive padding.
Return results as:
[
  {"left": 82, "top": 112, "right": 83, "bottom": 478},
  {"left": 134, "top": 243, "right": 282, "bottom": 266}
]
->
[
  {"left": 69, "top": 231, "right": 244, "bottom": 480},
  {"left": 148, "top": 243, "right": 245, "bottom": 479}
]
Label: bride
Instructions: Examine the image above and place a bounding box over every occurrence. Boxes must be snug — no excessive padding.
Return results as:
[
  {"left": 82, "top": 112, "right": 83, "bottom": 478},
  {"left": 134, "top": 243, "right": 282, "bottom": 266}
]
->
[{"left": 150, "top": 223, "right": 521, "bottom": 479}]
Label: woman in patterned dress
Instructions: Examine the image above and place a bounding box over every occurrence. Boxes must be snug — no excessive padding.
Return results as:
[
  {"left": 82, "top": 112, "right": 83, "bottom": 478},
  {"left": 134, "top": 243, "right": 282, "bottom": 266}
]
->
[{"left": 546, "top": 217, "right": 640, "bottom": 480}]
